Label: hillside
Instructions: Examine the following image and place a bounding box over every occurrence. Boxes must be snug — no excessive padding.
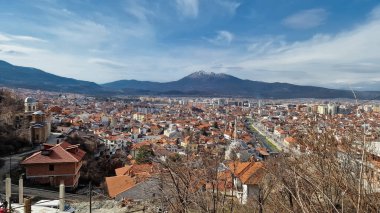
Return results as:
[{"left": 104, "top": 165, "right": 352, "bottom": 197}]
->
[{"left": 0, "top": 60, "right": 104, "bottom": 94}]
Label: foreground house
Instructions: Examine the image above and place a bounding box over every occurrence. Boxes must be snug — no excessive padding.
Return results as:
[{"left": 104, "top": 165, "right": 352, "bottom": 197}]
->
[
  {"left": 21, "top": 142, "right": 86, "bottom": 189},
  {"left": 105, "top": 164, "right": 160, "bottom": 201},
  {"left": 227, "top": 161, "right": 265, "bottom": 204}
]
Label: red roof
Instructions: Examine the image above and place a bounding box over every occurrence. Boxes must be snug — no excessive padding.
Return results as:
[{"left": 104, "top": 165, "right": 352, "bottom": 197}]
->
[
  {"left": 115, "top": 164, "right": 153, "bottom": 176},
  {"left": 284, "top": 137, "right": 297, "bottom": 144},
  {"left": 21, "top": 142, "right": 86, "bottom": 164},
  {"left": 106, "top": 175, "right": 136, "bottom": 198}
]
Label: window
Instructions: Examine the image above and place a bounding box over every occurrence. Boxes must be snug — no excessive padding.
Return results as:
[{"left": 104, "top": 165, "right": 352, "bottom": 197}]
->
[{"left": 49, "top": 164, "right": 55, "bottom": 171}]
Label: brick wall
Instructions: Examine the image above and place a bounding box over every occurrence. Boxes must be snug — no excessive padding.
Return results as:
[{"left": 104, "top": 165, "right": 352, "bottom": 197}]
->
[
  {"left": 24, "top": 162, "right": 81, "bottom": 187},
  {"left": 25, "top": 163, "right": 77, "bottom": 176}
]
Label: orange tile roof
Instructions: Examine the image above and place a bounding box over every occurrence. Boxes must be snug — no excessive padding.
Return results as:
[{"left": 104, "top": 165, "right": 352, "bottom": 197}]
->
[
  {"left": 256, "top": 147, "right": 270, "bottom": 156},
  {"left": 115, "top": 164, "right": 154, "bottom": 176},
  {"left": 284, "top": 137, "right": 297, "bottom": 143},
  {"left": 239, "top": 162, "right": 264, "bottom": 185},
  {"left": 105, "top": 175, "right": 136, "bottom": 198},
  {"left": 132, "top": 141, "right": 151, "bottom": 150},
  {"left": 227, "top": 161, "right": 253, "bottom": 177},
  {"left": 115, "top": 165, "right": 133, "bottom": 176}
]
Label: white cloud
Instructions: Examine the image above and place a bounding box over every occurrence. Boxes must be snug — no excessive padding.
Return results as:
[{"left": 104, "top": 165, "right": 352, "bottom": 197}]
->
[
  {"left": 0, "top": 33, "right": 46, "bottom": 42},
  {"left": 2, "top": 2, "right": 380, "bottom": 90},
  {"left": 124, "top": 0, "right": 155, "bottom": 22},
  {"left": 48, "top": 20, "right": 110, "bottom": 48},
  {"left": 282, "top": 8, "right": 328, "bottom": 29},
  {"left": 208, "top": 30, "right": 234, "bottom": 46},
  {"left": 88, "top": 58, "right": 128, "bottom": 69},
  {"left": 0, "top": 43, "right": 45, "bottom": 55},
  {"left": 236, "top": 8, "right": 380, "bottom": 86},
  {"left": 0, "top": 34, "right": 11, "bottom": 41},
  {"left": 176, "top": 0, "right": 199, "bottom": 18},
  {"left": 215, "top": 0, "right": 241, "bottom": 15},
  {"left": 11, "top": 35, "right": 46, "bottom": 42}
]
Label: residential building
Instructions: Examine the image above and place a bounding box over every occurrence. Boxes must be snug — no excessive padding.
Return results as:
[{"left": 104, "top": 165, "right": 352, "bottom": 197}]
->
[{"left": 21, "top": 142, "right": 86, "bottom": 188}]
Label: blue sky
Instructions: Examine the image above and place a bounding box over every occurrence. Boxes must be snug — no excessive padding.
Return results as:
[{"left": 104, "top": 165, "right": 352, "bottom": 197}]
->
[{"left": 0, "top": 0, "right": 380, "bottom": 90}]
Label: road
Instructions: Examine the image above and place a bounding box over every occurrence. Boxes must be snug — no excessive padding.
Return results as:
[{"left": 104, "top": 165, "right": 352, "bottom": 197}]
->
[
  {"left": 1, "top": 184, "right": 88, "bottom": 202},
  {"left": 244, "top": 119, "right": 278, "bottom": 153},
  {"left": 245, "top": 118, "right": 284, "bottom": 152}
]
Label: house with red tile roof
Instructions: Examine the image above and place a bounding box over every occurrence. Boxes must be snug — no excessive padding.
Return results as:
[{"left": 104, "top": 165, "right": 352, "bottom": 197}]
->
[
  {"left": 284, "top": 137, "right": 297, "bottom": 148},
  {"left": 21, "top": 142, "right": 86, "bottom": 188},
  {"left": 227, "top": 161, "right": 265, "bottom": 204},
  {"left": 105, "top": 163, "right": 159, "bottom": 201}
]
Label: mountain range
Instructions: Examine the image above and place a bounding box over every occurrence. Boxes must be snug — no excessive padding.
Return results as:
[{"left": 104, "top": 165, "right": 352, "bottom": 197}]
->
[
  {"left": 1, "top": 60, "right": 379, "bottom": 99},
  {"left": 0, "top": 60, "right": 104, "bottom": 94}
]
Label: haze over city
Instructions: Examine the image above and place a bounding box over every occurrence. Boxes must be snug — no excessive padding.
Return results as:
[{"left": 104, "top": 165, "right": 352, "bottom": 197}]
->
[{"left": 0, "top": 0, "right": 380, "bottom": 90}]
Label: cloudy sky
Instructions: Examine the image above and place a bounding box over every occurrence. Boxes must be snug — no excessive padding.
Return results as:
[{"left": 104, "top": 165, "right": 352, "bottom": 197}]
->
[{"left": 0, "top": 0, "right": 379, "bottom": 90}]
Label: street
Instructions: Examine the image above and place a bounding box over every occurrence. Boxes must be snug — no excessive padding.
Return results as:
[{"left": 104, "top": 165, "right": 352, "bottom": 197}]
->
[
  {"left": 245, "top": 118, "right": 284, "bottom": 152},
  {"left": 252, "top": 121, "right": 285, "bottom": 151},
  {"left": 0, "top": 184, "right": 88, "bottom": 202}
]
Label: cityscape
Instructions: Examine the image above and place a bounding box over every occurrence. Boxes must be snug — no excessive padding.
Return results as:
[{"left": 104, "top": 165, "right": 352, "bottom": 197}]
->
[{"left": 1, "top": 0, "right": 380, "bottom": 213}]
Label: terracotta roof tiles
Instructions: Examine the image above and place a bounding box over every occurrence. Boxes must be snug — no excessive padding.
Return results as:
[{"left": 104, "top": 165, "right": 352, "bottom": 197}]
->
[{"left": 21, "top": 142, "right": 85, "bottom": 164}]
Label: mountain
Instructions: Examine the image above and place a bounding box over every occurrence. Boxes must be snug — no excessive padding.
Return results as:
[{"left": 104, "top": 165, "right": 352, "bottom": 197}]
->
[
  {"left": 0, "top": 60, "right": 379, "bottom": 99},
  {"left": 103, "top": 71, "right": 380, "bottom": 99},
  {"left": 0, "top": 60, "right": 106, "bottom": 94}
]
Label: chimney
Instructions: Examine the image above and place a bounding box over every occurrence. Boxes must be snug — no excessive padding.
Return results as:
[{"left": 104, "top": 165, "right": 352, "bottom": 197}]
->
[
  {"left": 41, "top": 149, "right": 52, "bottom": 156},
  {"left": 43, "top": 143, "right": 54, "bottom": 149}
]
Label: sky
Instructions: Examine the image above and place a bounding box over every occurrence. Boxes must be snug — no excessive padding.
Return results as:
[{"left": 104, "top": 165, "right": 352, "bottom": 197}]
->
[{"left": 0, "top": 0, "right": 380, "bottom": 90}]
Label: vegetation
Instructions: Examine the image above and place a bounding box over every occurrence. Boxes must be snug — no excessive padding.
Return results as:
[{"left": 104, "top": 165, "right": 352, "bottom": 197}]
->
[
  {"left": 264, "top": 137, "right": 279, "bottom": 152},
  {"left": 0, "top": 89, "right": 24, "bottom": 112},
  {"left": 147, "top": 125, "right": 380, "bottom": 212},
  {"left": 135, "top": 146, "right": 154, "bottom": 164},
  {"left": 0, "top": 89, "right": 31, "bottom": 157},
  {"left": 0, "top": 135, "right": 30, "bottom": 156},
  {"left": 248, "top": 122, "right": 280, "bottom": 152},
  {"left": 81, "top": 152, "right": 127, "bottom": 185}
]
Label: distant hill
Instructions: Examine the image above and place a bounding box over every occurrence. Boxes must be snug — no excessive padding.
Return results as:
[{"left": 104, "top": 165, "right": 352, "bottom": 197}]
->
[
  {"left": 1, "top": 60, "right": 379, "bottom": 99},
  {"left": 103, "top": 71, "right": 380, "bottom": 99},
  {"left": 0, "top": 60, "right": 105, "bottom": 94}
]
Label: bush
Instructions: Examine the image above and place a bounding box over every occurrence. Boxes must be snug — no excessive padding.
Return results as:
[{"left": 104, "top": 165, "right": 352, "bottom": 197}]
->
[
  {"left": 135, "top": 146, "right": 154, "bottom": 164},
  {"left": 0, "top": 135, "right": 30, "bottom": 156}
]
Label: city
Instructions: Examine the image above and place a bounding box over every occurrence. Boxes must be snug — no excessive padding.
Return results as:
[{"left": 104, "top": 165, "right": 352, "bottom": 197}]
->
[
  {"left": 1, "top": 88, "right": 380, "bottom": 212},
  {"left": 1, "top": 0, "right": 380, "bottom": 212}
]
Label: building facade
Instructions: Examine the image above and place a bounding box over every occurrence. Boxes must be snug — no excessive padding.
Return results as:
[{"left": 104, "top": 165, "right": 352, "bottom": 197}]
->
[{"left": 21, "top": 142, "right": 85, "bottom": 188}]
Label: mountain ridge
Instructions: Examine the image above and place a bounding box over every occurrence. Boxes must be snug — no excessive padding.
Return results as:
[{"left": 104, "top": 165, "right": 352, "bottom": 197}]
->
[
  {"left": 0, "top": 60, "right": 107, "bottom": 94},
  {"left": 103, "top": 71, "right": 380, "bottom": 99},
  {"left": 1, "top": 60, "right": 379, "bottom": 99}
]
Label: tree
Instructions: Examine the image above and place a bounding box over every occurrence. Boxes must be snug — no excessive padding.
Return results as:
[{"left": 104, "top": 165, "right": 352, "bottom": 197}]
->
[
  {"left": 212, "top": 121, "right": 219, "bottom": 129},
  {"left": 253, "top": 126, "right": 380, "bottom": 212},
  {"left": 135, "top": 146, "right": 154, "bottom": 164}
]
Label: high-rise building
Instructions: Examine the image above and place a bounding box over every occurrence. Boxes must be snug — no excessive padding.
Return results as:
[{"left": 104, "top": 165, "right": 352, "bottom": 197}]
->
[
  {"left": 328, "top": 103, "right": 338, "bottom": 115},
  {"left": 318, "top": 105, "right": 328, "bottom": 115}
]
